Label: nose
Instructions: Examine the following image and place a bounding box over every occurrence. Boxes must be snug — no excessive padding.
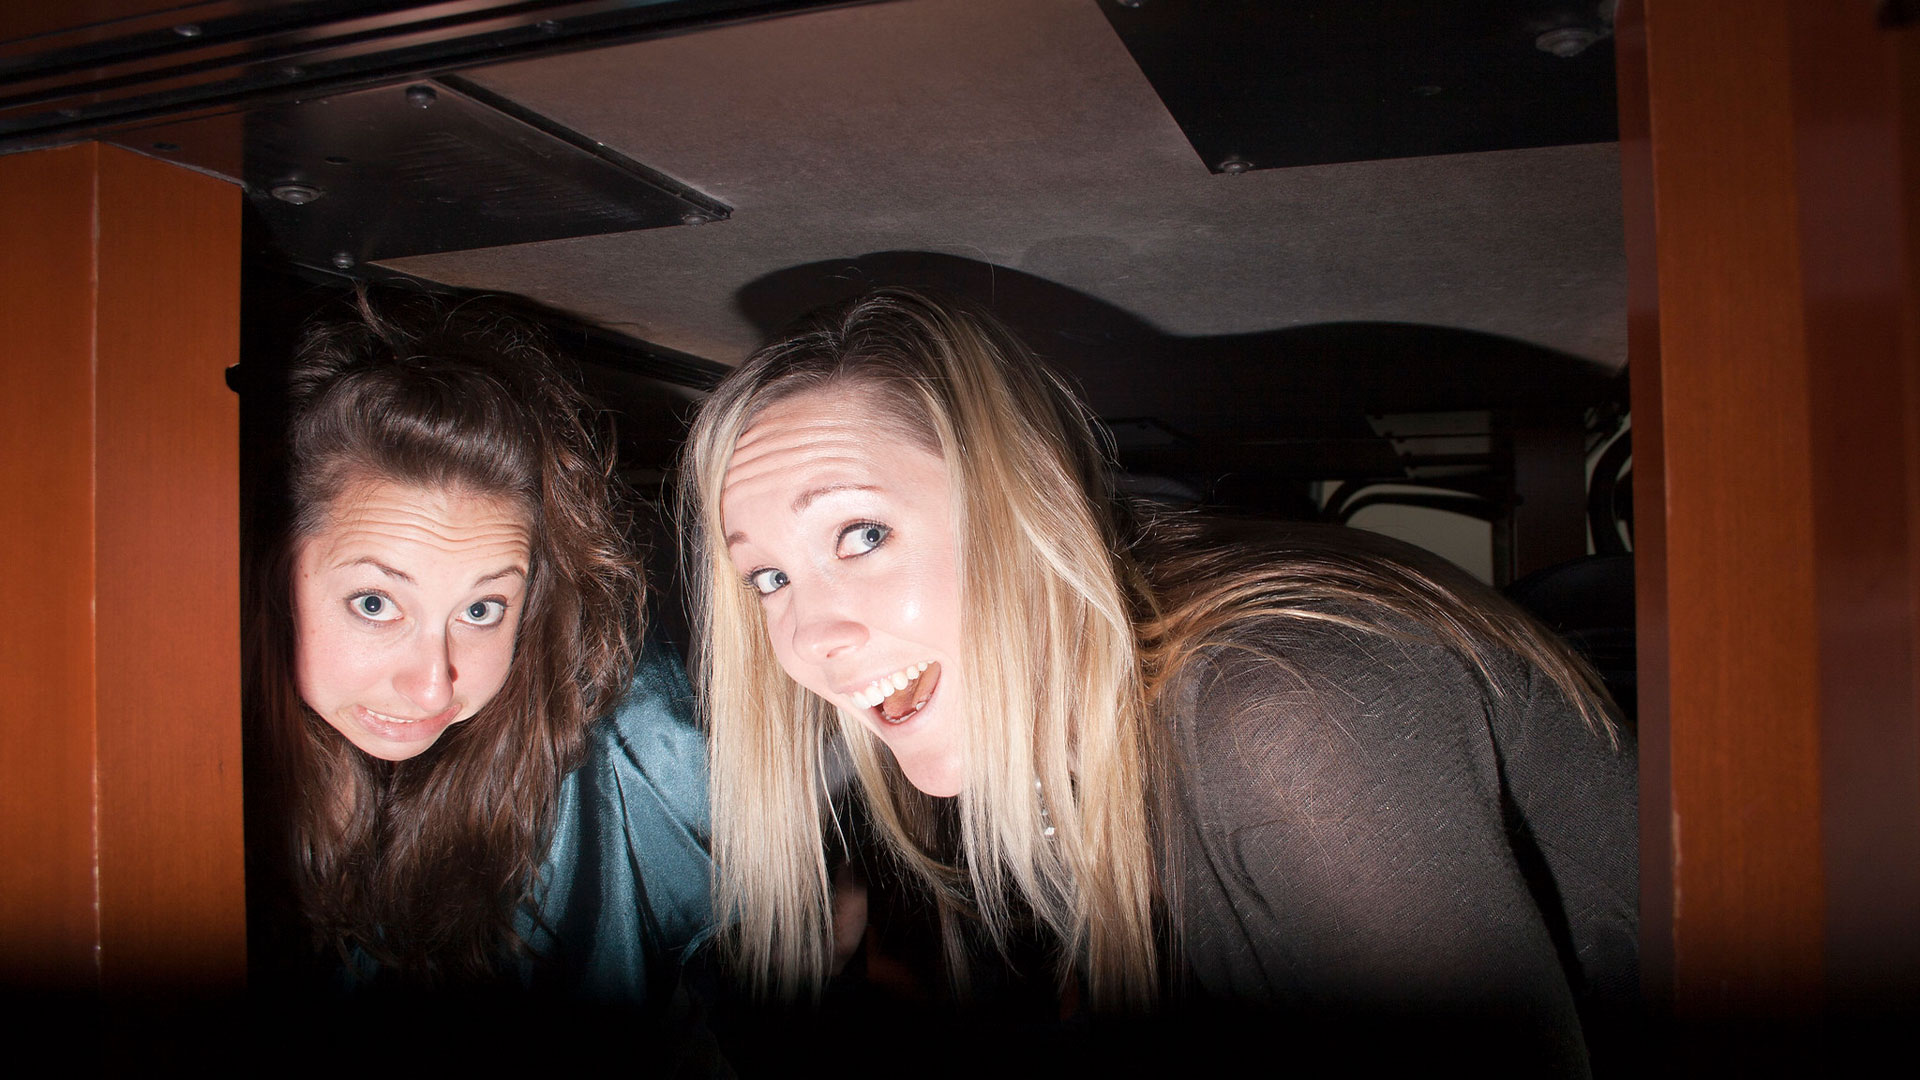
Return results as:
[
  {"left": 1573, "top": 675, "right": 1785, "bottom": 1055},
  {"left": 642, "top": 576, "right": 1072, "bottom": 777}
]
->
[
  {"left": 789, "top": 588, "right": 869, "bottom": 663},
  {"left": 393, "top": 627, "right": 456, "bottom": 714}
]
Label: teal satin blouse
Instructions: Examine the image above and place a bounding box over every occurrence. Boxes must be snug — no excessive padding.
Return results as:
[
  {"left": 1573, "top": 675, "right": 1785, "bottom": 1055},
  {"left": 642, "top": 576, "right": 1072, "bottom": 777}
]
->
[{"left": 512, "top": 639, "right": 713, "bottom": 1004}]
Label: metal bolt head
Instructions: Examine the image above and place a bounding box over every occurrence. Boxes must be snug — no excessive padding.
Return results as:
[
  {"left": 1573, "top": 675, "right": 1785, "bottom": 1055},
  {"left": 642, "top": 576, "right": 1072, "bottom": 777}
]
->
[
  {"left": 330, "top": 251, "right": 356, "bottom": 270},
  {"left": 680, "top": 212, "right": 713, "bottom": 226},
  {"left": 1535, "top": 27, "right": 1599, "bottom": 58},
  {"left": 269, "top": 182, "right": 322, "bottom": 206},
  {"left": 1218, "top": 156, "right": 1252, "bottom": 174},
  {"left": 173, "top": 24, "right": 202, "bottom": 38},
  {"left": 405, "top": 85, "right": 438, "bottom": 109}
]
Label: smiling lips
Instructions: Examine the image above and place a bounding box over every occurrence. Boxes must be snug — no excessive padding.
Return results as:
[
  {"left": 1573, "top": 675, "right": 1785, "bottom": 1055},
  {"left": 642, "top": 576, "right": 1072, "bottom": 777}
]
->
[
  {"left": 849, "top": 661, "right": 941, "bottom": 724},
  {"left": 354, "top": 703, "right": 462, "bottom": 742}
]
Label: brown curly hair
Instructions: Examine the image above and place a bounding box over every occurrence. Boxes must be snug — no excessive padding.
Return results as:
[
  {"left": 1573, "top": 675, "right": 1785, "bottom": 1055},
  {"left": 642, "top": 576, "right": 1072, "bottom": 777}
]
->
[{"left": 246, "top": 293, "right": 641, "bottom": 983}]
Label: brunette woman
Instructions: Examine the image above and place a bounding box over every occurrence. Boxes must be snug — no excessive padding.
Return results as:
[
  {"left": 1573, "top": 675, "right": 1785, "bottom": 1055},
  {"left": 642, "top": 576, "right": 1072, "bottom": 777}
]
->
[{"left": 246, "top": 297, "right": 710, "bottom": 1010}]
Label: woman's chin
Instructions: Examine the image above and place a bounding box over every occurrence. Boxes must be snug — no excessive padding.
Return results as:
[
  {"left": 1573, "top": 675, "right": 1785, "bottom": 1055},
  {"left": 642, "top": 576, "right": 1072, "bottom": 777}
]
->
[{"left": 896, "top": 748, "right": 965, "bottom": 797}]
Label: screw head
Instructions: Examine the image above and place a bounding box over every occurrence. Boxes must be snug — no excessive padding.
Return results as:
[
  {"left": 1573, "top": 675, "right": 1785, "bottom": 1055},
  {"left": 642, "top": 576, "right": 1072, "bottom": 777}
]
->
[
  {"left": 269, "top": 182, "right": 322, "bottom": 205},
  {"left": 330, "top": 251, "right": 356, "bottom": 270},
  {"left": 173, "top": 24, "right": 202, "bottom": 38},
  {"left": 1535, "top": 27, "right": 1600, "bottom": 58},
  {"left": 405, "top": 85, "right": 438, "bottom": 109},
  {"left": 1218, "top": 156, "right": 1252, "bottom": 174},
  {"left": 680, "top": 212, "right": 713, "bottom": 226},
  {"left": 1117, "top": 0, "right": 1144, "bottom": 8}
]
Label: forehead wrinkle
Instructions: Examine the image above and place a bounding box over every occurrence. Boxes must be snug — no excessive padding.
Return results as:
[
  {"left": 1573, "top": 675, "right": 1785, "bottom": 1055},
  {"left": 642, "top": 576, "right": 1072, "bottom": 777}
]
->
[
  {"left": 318, "top": 517, "right": 530, "bottom": 561},
  {"left": 728, "top": 424, "right": 877, "bottom": 473},
  {"left": 722, "top": 441, "right": 890, "bottom": 508},
  {"left": 313, "top": 487, "right": 532, "bottom": 573},
  {"left": 721, "top": 394, "right": 948, "bottom": 551}
]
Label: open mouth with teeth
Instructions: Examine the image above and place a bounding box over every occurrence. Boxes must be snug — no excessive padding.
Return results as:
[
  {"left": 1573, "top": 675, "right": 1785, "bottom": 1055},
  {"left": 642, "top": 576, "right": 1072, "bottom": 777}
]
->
[{"left": 849, "top": 661, "right": 942, "bottom": 724}]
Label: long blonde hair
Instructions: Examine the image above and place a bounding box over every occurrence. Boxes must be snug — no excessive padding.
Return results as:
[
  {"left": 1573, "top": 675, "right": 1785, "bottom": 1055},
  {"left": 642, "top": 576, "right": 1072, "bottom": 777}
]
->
[{"left": 681, "top": 288, "right": 1615, "bottom": 1009}]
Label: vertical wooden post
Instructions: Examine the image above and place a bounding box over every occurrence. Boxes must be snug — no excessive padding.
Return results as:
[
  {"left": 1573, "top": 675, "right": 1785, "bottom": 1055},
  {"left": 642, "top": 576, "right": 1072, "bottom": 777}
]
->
[
  {"left": 0, "top": 143, "right": 244, "bottom": 997},
  {"left": 1612, "top": 0, "right": 1674, "bottom": 1020},
  {"left": 1620, "top": 0, "right": 1920, "bottom": 1040},
  {"left": 1792, "top": 0, "right": 1920, "bottom": 1018}
]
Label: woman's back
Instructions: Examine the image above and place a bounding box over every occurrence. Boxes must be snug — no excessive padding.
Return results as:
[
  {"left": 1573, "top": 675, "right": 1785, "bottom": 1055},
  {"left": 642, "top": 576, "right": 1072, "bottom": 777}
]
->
[{"left": 1153, "top": 523, "right": 1636, "bottom": 1071}]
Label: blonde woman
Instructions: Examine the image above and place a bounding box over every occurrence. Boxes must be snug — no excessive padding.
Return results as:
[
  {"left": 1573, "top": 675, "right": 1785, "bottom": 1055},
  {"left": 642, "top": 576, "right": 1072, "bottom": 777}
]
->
[{"left": 682, "top": 289, "right": 1635, "bottom": 1069}]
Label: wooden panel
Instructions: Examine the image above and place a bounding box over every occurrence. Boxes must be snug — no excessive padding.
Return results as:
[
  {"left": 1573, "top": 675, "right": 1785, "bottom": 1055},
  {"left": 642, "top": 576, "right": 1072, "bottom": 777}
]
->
[
  {"left": 0, "top": 143, "right": 244, "bottom": 997},
  {"left": 92, "top": 146, "right": 246, "bottom": 993},
  {"left": 1628, "top": 0, "right": 1920, "bottom": 1037},
  {"left": 1907, "top": 3, "right": 1920, "bottom": 732},
  {"left": 1789, "top": 3, "right": 1920, "bottom": 1011},
  {"left": 0, "top": 144, "right": 103, "bottom": 992},
  {"left": 1637, "top": 0, "right": 1826, "bottom": 1017}
]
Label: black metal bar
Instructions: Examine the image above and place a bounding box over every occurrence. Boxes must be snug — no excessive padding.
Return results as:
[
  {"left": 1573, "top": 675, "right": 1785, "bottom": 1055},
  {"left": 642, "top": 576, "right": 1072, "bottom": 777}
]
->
[
  {"left": 0, "top": 0, "right": 863, "bottom": 152},
  {"left": 0, "top": 1, "right": 458, "bottom": 82},
  {"left": 438, "top": 73, "right": 729, "bottom": 220},
  {"left": 0, "top": 3, "right": 577, "bottom": 112}
]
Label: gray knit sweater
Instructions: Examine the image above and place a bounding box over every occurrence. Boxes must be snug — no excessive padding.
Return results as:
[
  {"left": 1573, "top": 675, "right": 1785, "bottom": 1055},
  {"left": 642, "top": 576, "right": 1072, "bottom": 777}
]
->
[{"left": 1163, "top": 608, "right": 1638, "bottom": 1073}]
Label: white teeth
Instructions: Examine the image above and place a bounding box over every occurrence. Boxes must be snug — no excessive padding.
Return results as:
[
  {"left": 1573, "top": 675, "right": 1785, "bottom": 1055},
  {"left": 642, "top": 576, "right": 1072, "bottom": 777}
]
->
[{"left": 850, "top": 661, "right": 932, "bottom": 709}]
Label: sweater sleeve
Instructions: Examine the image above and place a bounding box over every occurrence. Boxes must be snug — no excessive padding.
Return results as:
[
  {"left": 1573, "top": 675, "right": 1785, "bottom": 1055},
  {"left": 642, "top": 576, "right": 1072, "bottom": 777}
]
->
[{"left": 1168, "top": 615, "right": 1630, "bottom": 1071}]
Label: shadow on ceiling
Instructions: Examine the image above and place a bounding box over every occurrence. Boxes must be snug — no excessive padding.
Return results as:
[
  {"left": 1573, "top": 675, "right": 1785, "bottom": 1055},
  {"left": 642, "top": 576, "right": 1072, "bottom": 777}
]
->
[{"left": 735, "top": 251, "right": 1618, "bottom": 440}]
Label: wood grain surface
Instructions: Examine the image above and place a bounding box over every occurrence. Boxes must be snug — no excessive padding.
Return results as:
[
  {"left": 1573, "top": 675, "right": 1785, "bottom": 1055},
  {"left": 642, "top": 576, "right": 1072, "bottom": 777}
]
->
[
  {"left": 1624, "top": 0, "right": 1920, "bottom": 1031},
  {"left": 0, "top": 143, "right": 244, "bottom": 996}
]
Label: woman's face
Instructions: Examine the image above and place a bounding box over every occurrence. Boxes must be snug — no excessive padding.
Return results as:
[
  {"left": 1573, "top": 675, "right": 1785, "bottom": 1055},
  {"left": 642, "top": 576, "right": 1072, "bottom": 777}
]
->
[
  {"left": 721, "top": 389, "right": 967, "bottom": 796},
  {"left": 292, "top": 475, "right": 531, "bottom": 761}
]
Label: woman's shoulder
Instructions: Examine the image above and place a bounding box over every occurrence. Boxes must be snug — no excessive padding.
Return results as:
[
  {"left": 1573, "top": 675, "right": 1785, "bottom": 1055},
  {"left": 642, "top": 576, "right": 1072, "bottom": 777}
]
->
[
  {"left": 577, "top": 635, "right": 696, "bottom": 751},
  {"left": 573, "top": 635, "right": 709, "bottom": 822},
  {"left": 1171, "top": 588, "right": 1495, "bottom": 716},
  {"left": 530, "top": 632, "right": 712, "bottom": 990},
  {"left": 1161, "top": 572, "right": 1628, "bottom": 841},
  {"left": 1147, "top": 518, "right": 1587, "bottom": 746},
  {"left": 1166, "top": 605, "right": 1497, "bottom": 781}
]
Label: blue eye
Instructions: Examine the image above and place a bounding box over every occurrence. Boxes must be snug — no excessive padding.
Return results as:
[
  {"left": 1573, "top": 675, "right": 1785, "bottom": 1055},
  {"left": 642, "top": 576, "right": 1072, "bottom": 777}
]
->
[
  {"left": 463, "top": 599, "right": 508, "bottom": 627},
  {"left": 748, "top": 568, "right": 789, "bottom": 596},
  {"left": 350, "top": 593, "right": 399, "bottom": 622},
  {"left": 836, "top": 522, "right": 891, "bottom": 558}
]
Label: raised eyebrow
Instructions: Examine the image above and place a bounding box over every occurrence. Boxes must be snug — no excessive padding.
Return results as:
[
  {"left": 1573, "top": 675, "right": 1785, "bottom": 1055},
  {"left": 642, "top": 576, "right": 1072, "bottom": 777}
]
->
[
  {"left": 340, "top": 557, "right": 413, "bottom": 584},
  {"left": 792, "top": 482, "right": 879, "bottom": 513},
  {"left": 473, "top": 565, "right": 527, "bottom": 588},
  {"left": 723, "top": 483, "right": 881, "bottom": 548}
]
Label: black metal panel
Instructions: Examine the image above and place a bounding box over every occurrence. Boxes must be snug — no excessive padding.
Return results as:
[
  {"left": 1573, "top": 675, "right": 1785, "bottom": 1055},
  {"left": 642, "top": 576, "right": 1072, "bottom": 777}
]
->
[
  {"left": 1098, "top": 0, "right": 1618, "bottom": 172},
  {"left": 0, "top": 0, "right": 857, "bottom": 152},
  {"left": 114, "top": 76, "right": 729, "bottom": 270}
]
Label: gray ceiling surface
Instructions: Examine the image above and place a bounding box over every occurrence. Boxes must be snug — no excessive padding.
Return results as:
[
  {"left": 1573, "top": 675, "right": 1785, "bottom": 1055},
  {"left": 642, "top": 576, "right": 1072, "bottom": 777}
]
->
[{"left": 385, "top": 0, "right": 1626, "bottom": 373}]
